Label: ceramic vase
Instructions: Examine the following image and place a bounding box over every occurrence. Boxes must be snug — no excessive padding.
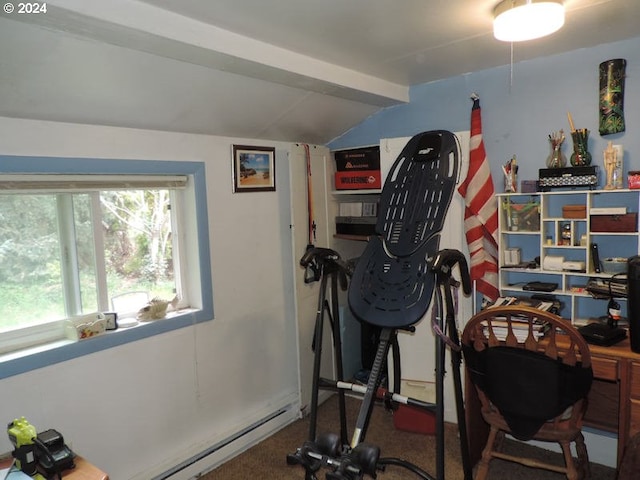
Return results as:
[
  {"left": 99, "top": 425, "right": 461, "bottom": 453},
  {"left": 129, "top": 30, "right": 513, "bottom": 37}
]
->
[{"left": 570, "top": 130, "right": 591, "bottom": 167}]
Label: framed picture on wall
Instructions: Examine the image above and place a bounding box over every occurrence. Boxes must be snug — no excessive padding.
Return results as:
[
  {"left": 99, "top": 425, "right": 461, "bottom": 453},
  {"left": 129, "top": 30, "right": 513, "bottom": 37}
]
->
[{"left": 232, "top": 144, "right": 276, "bottom": 193}]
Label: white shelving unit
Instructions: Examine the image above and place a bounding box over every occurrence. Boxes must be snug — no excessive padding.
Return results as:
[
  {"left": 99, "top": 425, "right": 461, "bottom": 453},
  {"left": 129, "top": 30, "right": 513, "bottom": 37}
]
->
[
  {"left": 497, "top": 189, "right": 640, "bottom": 325},
  {"left": 328, "top": 144, "right": 390, "bottom": 243}
]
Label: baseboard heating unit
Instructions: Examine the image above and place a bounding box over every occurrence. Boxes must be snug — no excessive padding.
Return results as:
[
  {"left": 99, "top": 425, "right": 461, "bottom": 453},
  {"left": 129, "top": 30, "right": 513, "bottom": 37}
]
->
[{"left": 150, "top": 406, "right": 294, "bottom": 480}]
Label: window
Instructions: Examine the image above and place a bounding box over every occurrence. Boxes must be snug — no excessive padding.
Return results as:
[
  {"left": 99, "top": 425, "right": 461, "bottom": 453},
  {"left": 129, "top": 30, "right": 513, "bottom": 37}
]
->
[{"left": 0, "top": 157, "right": 213, "bottom": 377}]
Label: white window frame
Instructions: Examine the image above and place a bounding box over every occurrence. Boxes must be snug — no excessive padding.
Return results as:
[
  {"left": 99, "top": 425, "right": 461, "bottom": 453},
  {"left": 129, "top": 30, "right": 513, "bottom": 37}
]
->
[{"left": 0, "top": 156, "right": 214, "bottom": 379}]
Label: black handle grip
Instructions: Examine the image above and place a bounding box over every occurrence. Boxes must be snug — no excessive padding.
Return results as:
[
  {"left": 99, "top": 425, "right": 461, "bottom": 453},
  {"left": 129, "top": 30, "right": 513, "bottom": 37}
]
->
[
  {"left": 300, "top": 247, "right": 339, "bottom": 267},
  {"left": 300, "top": 247, "right": 353, "bottom": 286},
  {"left": 431, "top": 249, "right": 472, "bottom": 295}
]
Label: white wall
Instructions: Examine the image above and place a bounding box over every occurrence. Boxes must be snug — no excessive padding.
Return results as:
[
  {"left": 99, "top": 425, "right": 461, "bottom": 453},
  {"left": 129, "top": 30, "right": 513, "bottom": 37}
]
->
[{"left": 0, "top": 117, "right": 301, "bottom": 479}]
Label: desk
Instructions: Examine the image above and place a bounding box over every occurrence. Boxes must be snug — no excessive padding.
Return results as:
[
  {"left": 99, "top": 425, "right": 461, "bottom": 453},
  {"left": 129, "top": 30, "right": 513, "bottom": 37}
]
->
[
  {"left": 465, "top": 337, "right": 640, "bottom": 469},
  {"left": 0, "top": 456, "right": 108, "bottom": 480}
]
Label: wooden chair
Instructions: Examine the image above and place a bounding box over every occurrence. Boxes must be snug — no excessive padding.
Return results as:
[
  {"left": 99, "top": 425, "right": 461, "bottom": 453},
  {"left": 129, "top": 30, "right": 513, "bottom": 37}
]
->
[{"left": 461, "top": 305, "right": 593, "bottom": 480}]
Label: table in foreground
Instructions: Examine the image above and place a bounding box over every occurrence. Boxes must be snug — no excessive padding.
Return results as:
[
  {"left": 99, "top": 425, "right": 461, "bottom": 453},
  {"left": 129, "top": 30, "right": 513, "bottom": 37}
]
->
[{"left": 0, "top": 455, "right": 108, "bottom": 480}]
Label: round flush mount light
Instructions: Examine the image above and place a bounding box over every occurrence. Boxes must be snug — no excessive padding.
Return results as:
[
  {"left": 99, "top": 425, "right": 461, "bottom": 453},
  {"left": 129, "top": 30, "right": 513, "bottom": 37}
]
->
[{"left": 493, "top": 0, "right": 565, "bottom": 42}]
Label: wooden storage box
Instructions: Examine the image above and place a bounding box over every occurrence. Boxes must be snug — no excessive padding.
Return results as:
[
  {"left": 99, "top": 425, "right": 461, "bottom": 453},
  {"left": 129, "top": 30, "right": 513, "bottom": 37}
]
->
[
  {"left": 590, "top": 213, "right": 638, "bottom": 232},
  {"left": 563, "top": 204, "right": 586, "bottom": 219}
]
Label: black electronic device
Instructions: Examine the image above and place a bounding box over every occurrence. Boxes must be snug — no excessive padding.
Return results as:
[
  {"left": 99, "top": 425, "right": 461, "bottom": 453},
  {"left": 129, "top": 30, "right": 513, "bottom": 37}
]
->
[
  {"left": 8, "top": 419, "right": 75, "bottom": 480},
  {"left": 628, "top": 255, "right": 640, "bottom": 353},
  {"left": 335, "top": 216, "right": 377, "bottom": 236},
  {"left": 34, "top": 429, "right": 75, "bottom": 475},
  {"left": 522, "top": 281, "right": 558, "bottom": 292},
  {"left": 590, "top": 242, "right": 601, "bottom": 273},
  {"left": 578, "top": 322, "right": 626, "bottom": 346}
]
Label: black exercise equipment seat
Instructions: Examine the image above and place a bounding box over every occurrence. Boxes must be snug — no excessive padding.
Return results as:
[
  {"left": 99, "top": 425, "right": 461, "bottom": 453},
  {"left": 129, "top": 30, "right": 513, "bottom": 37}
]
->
[{"left": 349, "top": 131, "right": 460, "bottom": 329}]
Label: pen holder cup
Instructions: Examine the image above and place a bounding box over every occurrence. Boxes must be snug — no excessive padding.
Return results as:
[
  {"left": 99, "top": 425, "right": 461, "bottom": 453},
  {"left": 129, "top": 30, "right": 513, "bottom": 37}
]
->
[
  {"left": 504, "top": 170, "right": 517, "bottom": 193},
  {"left": 546, "top": 141, "right": 567, "bottom": 168}
]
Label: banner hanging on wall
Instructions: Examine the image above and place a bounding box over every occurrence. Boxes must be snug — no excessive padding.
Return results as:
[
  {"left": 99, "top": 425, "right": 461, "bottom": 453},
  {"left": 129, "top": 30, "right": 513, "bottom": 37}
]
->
[{"left": 599, "top": 58, "right": 626, "bottom": 136}]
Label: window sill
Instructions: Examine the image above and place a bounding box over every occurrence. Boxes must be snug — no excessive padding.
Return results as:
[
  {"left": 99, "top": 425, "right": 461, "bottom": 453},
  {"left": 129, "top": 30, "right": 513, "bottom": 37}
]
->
[{"left": 0, "top": 308, "right": 208, "bottom": 380}]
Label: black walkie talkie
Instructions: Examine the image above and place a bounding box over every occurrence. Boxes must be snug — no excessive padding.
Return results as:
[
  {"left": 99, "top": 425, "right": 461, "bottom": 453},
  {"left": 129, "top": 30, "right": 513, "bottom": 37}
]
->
[{"left": 590, "top": 242, "right": 601, "bottom": 273}]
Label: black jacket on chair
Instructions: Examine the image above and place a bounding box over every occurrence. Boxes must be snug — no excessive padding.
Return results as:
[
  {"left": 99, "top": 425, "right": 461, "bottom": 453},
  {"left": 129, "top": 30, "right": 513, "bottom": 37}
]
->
[{"left": 463, "top": 345, "right": 593, "bottom": 440}]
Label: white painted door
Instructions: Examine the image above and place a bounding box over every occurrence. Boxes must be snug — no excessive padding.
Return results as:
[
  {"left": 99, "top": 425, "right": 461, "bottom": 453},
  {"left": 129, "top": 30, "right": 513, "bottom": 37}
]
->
[{"left": 289, "top": 143, "right": 334, "bottom": 414}]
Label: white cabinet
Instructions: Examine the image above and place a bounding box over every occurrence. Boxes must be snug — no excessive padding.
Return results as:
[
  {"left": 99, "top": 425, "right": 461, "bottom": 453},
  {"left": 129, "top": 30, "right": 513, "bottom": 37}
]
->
[
  {"left": 328, "top": 144, "right": 392, "bottom": 243},
  {"left": 497, "top": 189, "right": 640, "bottom": 325}
]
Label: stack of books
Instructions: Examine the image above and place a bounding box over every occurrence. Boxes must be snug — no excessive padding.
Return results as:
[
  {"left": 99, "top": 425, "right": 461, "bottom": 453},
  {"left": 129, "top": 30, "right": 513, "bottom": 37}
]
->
[
  {"left": 489, "top": 296, "right": 555, "bottom": 311},
  {"left": 586, "top": 277, "right": 627, "bottom": 298},
  {"left": 484, "top": 297, "right": 554, "bottom": 341}
]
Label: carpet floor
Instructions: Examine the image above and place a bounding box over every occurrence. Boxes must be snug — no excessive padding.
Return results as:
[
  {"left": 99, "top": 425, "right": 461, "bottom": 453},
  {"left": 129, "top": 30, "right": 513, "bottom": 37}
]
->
[{"left": 202, "top": 395, "right": 616, "bottom": 479}]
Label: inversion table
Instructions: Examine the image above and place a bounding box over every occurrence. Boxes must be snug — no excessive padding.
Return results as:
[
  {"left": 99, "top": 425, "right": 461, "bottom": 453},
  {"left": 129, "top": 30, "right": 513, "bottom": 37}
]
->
[{"left": 288, "top": 130, "right": 473, "bottom": 480}]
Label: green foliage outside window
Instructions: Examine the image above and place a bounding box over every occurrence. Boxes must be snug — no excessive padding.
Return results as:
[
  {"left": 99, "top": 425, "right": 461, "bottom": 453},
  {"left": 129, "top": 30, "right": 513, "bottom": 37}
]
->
[{"left": 0, "top": 189, "right": 175, "bottom": 331}]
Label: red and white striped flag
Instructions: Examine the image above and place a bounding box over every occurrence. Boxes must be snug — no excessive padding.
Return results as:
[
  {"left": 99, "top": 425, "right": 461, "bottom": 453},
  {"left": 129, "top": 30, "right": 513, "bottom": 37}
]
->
[{"left": 457, "top": 94, "right": 499, "bottom": 301}]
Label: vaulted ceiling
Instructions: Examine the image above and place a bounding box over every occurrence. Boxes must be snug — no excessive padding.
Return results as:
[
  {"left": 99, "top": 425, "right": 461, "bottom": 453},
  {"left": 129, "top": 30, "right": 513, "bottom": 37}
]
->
[{"left": 1, "top": 0, "right": 638, "bottom": 144}]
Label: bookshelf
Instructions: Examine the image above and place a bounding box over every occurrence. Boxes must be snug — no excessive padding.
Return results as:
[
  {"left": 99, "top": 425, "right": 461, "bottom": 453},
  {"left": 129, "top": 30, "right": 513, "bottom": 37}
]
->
[{"left": 497, "top": 189, "right": 640, "bottom": 326}]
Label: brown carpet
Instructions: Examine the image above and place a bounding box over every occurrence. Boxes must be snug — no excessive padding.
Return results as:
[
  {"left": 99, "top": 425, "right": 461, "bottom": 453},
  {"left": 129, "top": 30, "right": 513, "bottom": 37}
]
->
[{"left": 202, "top": 395, "right": 617, "bottom": 479}]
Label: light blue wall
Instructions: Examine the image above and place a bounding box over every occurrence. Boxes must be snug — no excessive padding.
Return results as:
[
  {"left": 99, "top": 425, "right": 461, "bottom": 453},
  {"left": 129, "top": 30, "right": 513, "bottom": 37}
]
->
[{"left": 329, "top": 37, "right": 640, "bottom": 192}]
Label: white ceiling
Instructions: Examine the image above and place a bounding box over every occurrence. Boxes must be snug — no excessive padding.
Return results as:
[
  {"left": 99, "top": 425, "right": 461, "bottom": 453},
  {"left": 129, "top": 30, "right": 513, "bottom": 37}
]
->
[{"left": 1, "top": 0, "right": 639, "bottom": 144}]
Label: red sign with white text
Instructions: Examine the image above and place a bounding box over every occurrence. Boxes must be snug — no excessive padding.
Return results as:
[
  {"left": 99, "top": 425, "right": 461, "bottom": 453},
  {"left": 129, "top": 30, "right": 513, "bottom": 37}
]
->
[{"left": 335, "top": 170, "right": 381, "bottom": 190}]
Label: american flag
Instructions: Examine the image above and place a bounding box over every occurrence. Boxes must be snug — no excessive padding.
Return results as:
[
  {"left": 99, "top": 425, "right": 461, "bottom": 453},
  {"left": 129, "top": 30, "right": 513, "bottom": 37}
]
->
[{"left": 457, "top": 95, "right": 499, "bottom": 301}]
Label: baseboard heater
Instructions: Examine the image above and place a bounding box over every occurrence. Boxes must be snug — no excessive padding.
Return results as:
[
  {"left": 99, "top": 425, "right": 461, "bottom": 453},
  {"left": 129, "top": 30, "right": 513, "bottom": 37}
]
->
[{"left": 151, "top": 407, "right": 289, "bottom": 480}]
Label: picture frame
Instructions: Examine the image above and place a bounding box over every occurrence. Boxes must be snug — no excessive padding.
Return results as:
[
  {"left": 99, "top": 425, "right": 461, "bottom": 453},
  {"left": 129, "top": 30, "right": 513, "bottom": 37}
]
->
[{"left": 232, "top": 144, "right": 276, "bottom": 193}]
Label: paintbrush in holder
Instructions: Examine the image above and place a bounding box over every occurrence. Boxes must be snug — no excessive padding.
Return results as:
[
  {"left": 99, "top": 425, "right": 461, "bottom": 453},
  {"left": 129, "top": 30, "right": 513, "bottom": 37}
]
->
[
  {"left": 570, "top": 129, "right": 591, "bottom": 166},
  {"left": 546, "top": 130, "right": 566, "bottom": 168},
  {"left": 566, "top": 112, "right": 592, "bottom": 167}
]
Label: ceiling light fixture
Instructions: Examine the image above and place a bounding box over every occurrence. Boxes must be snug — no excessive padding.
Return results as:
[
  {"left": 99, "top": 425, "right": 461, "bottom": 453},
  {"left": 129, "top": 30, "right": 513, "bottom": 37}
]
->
[{"left": 493, "top": 0, "right": 565, "bottom": 42}]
